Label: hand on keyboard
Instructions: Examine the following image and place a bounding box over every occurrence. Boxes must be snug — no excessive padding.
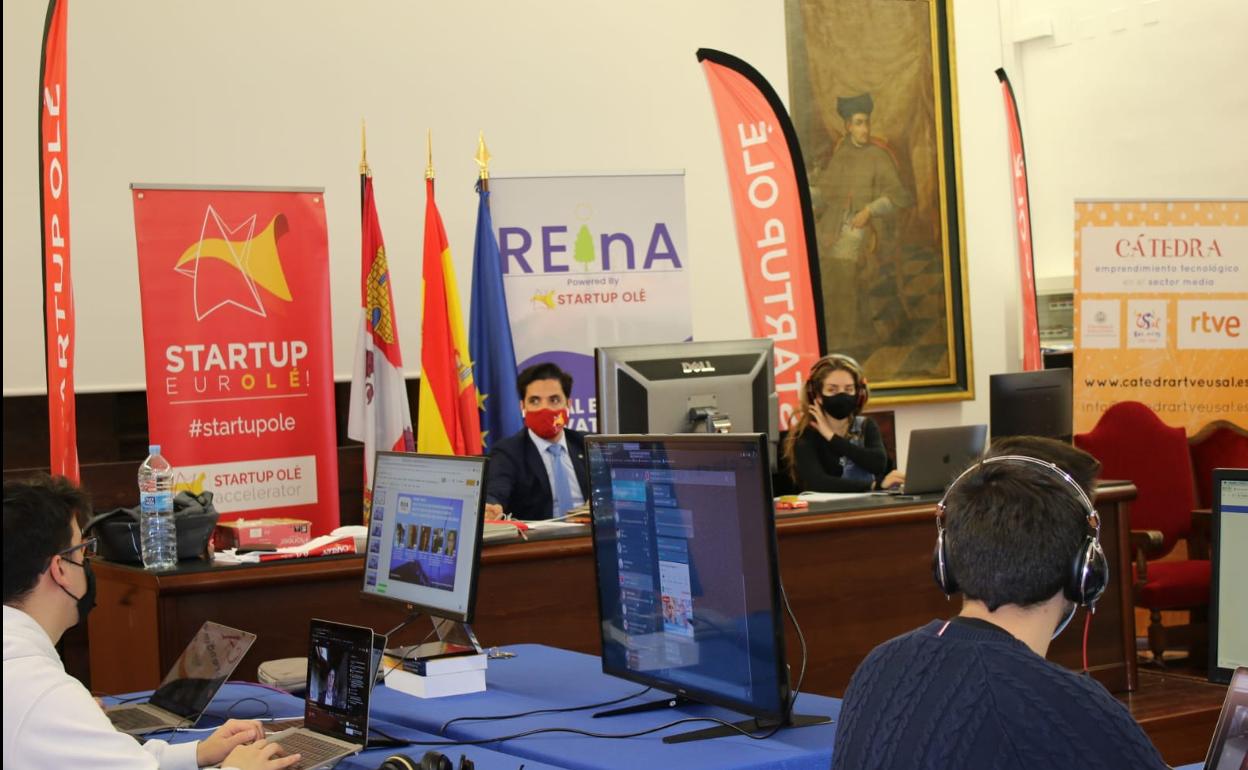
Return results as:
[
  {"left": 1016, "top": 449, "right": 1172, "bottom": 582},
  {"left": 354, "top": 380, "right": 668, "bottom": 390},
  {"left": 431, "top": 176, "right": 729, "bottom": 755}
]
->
[{"left": 221, "top": 738, "right": 302, "bottom": 770}]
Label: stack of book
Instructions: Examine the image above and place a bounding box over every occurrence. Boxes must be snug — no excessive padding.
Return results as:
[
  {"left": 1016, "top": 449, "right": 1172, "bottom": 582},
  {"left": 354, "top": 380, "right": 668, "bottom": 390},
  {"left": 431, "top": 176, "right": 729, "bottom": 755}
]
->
[{"left": 382, "top": 652, "right": 488, "bottom": 699}]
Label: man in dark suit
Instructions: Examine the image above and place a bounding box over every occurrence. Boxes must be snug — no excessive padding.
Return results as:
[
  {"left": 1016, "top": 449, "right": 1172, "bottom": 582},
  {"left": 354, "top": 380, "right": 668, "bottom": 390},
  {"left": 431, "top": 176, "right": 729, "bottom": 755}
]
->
[{"left": 484, "top": 363, "right": 589, "bottom": 521}]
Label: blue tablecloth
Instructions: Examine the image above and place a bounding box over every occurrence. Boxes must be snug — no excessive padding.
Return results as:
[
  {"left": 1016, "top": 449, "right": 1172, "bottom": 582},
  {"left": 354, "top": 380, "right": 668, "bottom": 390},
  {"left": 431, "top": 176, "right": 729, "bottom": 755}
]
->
[
  {"left": 1176, "top": 764, "right": 1203, "bottom": 769},
  {"left": 368, "top": 644, "right": 839, "bottom": 770},
  {"left": 110, "top": 682, "right": 566, "bottom": 769}
]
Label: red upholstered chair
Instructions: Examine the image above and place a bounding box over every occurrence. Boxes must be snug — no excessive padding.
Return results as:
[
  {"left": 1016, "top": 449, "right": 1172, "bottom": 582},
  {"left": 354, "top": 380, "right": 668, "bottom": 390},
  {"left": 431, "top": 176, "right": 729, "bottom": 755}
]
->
[
  {"left": 1189, "top": 420, "right": 1248, "bottom": 509},
  {"left": 1075, "top": 401, "right": 1210, "bottom": 665}
]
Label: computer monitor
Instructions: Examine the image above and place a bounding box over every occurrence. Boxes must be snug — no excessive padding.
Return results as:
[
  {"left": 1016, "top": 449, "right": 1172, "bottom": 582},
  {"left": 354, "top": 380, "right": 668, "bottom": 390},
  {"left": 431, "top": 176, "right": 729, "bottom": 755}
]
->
[
  {"left": 361, "top": 452, "right": 488, "bottom": 624},
  {"left": 595, "top": 339, "right": 779, "bottom": 468},
  {"left": 1211, "top": 468, "right": 1248, "bottom": 684},
  {"left": 586, "top": 433, "right": 827, "bottom": 742},
  {"left": 989, "top": 368, "right": 1073, "bottom": 442}
]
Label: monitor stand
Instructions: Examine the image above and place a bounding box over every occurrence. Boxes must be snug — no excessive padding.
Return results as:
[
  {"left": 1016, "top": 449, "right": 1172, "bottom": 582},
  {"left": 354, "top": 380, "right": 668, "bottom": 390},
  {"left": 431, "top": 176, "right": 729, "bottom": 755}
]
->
[
  {"left": 593, "top": 694, "right": 696, "bottom": 718},
  {"left": 388, "top": 615, "right": 483, "bottom": 661},
  {"left": 593, "top": 694, "right": 831, "bottom": 743},
  {"left": 661, "top": 713, "right": 831, "bottom": 744}
]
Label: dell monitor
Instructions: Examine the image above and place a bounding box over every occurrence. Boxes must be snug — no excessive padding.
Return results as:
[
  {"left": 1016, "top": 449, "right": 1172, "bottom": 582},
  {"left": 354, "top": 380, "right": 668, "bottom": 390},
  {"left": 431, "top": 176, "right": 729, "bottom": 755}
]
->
[
  {"left": 362, "top": 452, "right": 487, "bottom": 635},
  {"left": 989, "top": 368, "right": 1074, "bottom": 443},
  {"left": 595, "top": 339, "right": 779, "bottom": 468},
  {"left": 586, "top": 433, "right": 827, "bottom": 742}
]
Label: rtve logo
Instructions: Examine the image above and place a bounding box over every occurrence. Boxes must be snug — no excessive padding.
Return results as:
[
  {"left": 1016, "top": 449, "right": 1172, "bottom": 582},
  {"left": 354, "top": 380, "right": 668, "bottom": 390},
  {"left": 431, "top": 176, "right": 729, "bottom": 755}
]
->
[{"left": 1177, "top": 300, "right": 1247, "bottom": 350}]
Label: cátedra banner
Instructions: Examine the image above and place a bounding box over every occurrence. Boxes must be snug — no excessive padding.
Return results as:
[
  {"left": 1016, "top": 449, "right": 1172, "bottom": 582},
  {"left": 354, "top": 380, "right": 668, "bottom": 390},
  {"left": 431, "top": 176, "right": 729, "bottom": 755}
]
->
[
  {"left": 489, "top": 172, "right": 692, "bottom": 433},
  {"left": 698, "top": 48, "right": 822, "bottom": 428},
  {"left": 132, "top": 185, "right": 339, "bottom": 533},
  {"left": 40, "top": 0, "right": 78, "bottom": 481},
  {"left": 1074, "top": 199, "right": 1247, "bottom": 434}
]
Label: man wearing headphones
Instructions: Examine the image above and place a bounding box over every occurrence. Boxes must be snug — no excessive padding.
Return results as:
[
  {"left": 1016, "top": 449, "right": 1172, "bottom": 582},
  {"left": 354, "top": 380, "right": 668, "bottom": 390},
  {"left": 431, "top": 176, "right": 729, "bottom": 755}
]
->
[
  {"left": 831, "top": 440, "right": 1169, "bottom": 769},
  {"left": 3, "top": 475, "right": 299, "bottom": 770}
]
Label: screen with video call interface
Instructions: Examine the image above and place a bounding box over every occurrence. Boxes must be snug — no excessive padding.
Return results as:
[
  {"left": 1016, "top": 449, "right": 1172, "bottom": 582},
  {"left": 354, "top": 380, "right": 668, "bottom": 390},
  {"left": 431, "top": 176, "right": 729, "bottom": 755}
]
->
[
  {"left": 588, "top": 435, "right": 788, "bottom": 719},
  {"left": 304, "top": 620, "right": 371, "bottom": 741},
  {"left": 363, "top": 453, "right": 485, "bottom": 621}
]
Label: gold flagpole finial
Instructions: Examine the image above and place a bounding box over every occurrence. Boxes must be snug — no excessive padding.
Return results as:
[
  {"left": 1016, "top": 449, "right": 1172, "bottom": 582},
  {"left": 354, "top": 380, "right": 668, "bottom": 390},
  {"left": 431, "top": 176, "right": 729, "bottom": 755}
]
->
[
  {"left": 359, "top": 119, "right": 370, "bottom": 176},
  {"left": 425, "top": 129, "right": 435, "bottom": 180},
  {"left": 474, "top": 131, "right": 491, "bottom": 181}
]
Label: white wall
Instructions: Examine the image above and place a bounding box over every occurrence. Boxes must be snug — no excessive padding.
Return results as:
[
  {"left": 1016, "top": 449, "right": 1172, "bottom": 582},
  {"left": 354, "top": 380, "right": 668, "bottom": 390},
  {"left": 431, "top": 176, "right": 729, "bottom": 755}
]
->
[
  {"left": 3, "top": 0, "right": 780, "bottom": 395},
  {"left": 5, "top": 0, "right": 1238, "bottom": 464},
  {"left": 1004, "top": 0, "right": 1248, "bottom": 283}
]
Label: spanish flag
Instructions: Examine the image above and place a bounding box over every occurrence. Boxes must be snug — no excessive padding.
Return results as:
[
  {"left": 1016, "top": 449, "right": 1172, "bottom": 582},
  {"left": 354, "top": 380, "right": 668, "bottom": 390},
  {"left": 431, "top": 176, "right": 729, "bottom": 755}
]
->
[{"left": 417, "top": 175, "right": 483, "bottom": 456}]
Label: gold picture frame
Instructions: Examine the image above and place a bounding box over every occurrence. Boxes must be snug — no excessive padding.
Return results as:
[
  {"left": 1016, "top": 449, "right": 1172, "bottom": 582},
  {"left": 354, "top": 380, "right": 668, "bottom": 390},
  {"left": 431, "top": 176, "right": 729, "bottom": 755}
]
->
[{"left": 786, "top": 0, "right": 972, "bottom": 404}]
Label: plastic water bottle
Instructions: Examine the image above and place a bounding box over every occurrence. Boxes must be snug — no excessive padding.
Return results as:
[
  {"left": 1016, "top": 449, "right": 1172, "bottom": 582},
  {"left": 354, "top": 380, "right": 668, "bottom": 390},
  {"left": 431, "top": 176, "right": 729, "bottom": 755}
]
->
[{"left": 138, "top": 444, "right": 177, "bottom": 570}]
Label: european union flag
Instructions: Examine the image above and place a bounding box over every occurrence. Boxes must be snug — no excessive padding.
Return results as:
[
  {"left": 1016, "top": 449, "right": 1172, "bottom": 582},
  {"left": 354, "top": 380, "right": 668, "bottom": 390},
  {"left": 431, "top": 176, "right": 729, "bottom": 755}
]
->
[{"left": 469, "top": 182, "right": 523, "bottom": 452}]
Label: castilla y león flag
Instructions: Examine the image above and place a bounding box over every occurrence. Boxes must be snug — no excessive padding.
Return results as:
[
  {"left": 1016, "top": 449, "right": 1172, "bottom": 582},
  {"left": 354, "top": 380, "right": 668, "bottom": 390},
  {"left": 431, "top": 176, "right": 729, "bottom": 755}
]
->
[
  {"left": 131, "top": 185, "right": 339, "bottom": 534},
  {"left": 349, "top": 173, "right": 415, "bottom": 518}
]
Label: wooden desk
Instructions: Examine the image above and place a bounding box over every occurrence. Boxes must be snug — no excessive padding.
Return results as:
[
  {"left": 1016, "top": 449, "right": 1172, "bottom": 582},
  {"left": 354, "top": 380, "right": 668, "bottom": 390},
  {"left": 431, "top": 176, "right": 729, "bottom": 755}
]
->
[{"left": 86, "top": 484, "right": 1137, "bottom": 697}]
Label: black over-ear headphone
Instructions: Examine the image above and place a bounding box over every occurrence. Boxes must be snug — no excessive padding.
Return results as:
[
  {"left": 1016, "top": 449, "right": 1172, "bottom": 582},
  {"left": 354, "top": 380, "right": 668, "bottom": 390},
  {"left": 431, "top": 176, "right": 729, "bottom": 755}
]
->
[
  {"left": 376, "top": 752, "right": 457, "bottom": 770},
  {"left": 931, "top": 454, "right": 1109, "bottom": 610},
  {"left": 805, "top": 354, "right": 870, "bottom": 412}
]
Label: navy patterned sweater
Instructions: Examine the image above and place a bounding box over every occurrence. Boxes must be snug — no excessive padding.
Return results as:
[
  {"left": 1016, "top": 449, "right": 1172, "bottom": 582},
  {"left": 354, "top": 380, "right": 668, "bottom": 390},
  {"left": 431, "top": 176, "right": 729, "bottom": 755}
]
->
[{"left": 831, "top": 618, "right": 1169, "bottom": 769}]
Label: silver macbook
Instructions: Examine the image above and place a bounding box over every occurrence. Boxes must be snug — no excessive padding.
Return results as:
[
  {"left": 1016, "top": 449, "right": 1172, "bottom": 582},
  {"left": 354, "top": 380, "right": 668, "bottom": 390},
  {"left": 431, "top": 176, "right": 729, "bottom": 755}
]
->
[
  {"left": 107, "top": 621, "right": 256, "bottom": 735},
  {"left": 889, "top": 425, "right": 987, "bottom": 495},
  {"left": 266, "top": 619, "right": 375, "bottom": 769},
  {"left": 1205, "top": 666, "right": 1248, "bottom": 770}
]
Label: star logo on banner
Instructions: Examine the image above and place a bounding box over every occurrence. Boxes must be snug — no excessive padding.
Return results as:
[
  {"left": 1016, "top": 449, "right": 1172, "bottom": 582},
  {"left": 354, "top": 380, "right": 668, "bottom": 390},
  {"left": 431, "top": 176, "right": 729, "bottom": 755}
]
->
[{"left": 173, "top": 206, "right": 293, "bottom": 321}]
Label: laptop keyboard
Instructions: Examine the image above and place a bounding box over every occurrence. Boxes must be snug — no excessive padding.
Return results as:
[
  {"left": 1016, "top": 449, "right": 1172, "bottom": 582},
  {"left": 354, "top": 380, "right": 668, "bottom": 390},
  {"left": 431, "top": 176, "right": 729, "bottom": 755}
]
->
[
  {"left": 265, "top": 718, "right": 306, "bottom": 733},
  {"left": 272, "top": 731, "right": 352, "bottom": 769},
  {"left": 108, "top": 707, "right": 171, "bottom": 731}
]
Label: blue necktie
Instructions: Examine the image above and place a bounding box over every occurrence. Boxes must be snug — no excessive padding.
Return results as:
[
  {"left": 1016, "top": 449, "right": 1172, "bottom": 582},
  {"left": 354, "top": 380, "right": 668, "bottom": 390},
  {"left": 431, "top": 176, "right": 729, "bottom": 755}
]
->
[{"left": 548, "top": 443, "right": 574, "bottom": 518}]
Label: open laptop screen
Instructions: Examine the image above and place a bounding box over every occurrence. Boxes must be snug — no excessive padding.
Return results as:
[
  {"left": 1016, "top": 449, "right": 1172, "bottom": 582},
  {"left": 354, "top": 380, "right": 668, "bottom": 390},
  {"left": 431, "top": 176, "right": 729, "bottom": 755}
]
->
[
  {"left": 1205, "top": 667, "right": 1248, "bottom": 770},
  {"left": 305, "top": 620, "right": 373, "bottom": 741},
  {"left": 148, "top": 622, "right": 256, "bottom": 719}
]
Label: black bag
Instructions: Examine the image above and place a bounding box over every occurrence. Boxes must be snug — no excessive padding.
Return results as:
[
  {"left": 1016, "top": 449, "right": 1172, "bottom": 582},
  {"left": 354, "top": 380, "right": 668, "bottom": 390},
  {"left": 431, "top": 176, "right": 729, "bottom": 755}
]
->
[{"left": 84, "top": 491, "right": 220, "bottom": 564}]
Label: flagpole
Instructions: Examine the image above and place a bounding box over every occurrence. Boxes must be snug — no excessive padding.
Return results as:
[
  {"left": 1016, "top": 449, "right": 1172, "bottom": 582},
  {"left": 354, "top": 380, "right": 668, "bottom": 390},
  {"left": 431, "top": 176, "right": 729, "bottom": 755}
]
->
[
  {"left": 475, "top": 130, "right": 490, "bottom": 194},
  {"left": 360, "top": 119, "right": 369, "bottom": 208},
  {"left": 426, "top": 129, "right": 435, "bottom": 182}
]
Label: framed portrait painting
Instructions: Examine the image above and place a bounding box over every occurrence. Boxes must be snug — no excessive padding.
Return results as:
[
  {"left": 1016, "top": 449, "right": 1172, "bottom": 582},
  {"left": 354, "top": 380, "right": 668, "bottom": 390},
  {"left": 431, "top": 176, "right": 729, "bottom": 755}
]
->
[{"left": 786, "top": 0, "right": 972, "bottom": 403}]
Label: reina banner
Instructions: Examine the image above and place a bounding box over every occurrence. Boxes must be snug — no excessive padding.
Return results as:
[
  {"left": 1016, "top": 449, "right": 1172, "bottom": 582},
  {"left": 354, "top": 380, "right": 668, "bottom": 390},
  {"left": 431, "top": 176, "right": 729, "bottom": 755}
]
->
[
  {"left": 488, "top": 173, "right": 692, "bottom": 433},
  {"left": 132, "top": 185, "right": 339, "bottom": 533},
  {"left": 698, "top": 49, "right": 822, "bottom": 427},
  {"left": 1074, "top": 199, "right": 1248, "bottom": 434},
  {"left": 40, "top": 0, "right": 79, "bottom": 481}
]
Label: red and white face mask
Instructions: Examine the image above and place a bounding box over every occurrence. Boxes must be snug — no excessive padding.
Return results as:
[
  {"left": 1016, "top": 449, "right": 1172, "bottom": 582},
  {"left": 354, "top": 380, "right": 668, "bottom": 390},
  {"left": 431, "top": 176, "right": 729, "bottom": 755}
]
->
[{"left": 525, "top": 408, "right": 568, "bottom": 440}]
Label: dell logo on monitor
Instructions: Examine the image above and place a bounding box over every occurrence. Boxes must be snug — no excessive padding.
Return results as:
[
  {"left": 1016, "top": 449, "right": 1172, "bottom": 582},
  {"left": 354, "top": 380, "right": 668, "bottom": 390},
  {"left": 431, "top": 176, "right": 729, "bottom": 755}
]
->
[{"left": 681, "top": 360, "right": 716, "bottom": 374}]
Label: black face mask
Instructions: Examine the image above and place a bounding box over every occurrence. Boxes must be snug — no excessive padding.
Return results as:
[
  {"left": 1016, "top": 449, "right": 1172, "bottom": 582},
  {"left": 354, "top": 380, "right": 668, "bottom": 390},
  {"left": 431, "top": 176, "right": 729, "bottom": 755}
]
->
[
  {"left": 58, "top": 557, "right": 97, "bottom": 626},
  {"left": 821, "top": 392, "right": 858, "bottom": 420}
]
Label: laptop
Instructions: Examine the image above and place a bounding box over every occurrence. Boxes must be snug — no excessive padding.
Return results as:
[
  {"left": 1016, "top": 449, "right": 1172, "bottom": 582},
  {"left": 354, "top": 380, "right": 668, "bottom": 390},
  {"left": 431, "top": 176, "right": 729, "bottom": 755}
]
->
[
  {"left": 881, "top": 425, "right": 987, "bottom": 496},
  {"left": 1204, "top": 666, "right": 1248, "bottom": 770},
  {"left": 107, "top": 621, "right": 256, "bottom": 735},
  {"left": 266, "top": 619, "right": 375, "bottom": 769}
]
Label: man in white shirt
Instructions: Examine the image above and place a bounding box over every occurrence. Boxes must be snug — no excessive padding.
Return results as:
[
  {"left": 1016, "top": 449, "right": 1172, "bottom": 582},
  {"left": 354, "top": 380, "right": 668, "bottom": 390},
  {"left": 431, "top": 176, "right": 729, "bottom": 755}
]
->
[{"left": 3, "top": 475, "right": 299, "bottom": 770}]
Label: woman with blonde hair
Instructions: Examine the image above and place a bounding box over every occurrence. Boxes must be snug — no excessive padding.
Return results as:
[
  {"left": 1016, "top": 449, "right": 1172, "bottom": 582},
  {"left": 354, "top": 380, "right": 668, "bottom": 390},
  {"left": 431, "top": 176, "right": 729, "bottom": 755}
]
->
[{"left": 782, "top": 354, "right": 904, "bottom": 492}]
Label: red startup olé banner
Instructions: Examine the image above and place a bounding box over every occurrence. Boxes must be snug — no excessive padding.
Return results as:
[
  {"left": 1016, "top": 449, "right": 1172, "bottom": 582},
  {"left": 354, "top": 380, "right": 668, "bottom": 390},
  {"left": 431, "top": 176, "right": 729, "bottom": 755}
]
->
[
  {"left": 41, "top": 0, "right": 79, "bottom": 481},
  {"left": 996, "top": 68, "right": 1042, "bottom": 371},
  {"left": 698, "top": 49, "right": 822, "bottom": 427},
  {"left": 132, "top": 185, "right": 339, "bottom": 534}
]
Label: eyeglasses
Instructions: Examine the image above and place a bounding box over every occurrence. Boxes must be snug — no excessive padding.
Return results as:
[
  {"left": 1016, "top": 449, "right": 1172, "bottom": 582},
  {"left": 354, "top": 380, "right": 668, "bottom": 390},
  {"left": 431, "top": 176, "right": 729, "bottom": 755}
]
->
[{"left": 57, "top": 537, "right": 99, "bottom": 562}]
